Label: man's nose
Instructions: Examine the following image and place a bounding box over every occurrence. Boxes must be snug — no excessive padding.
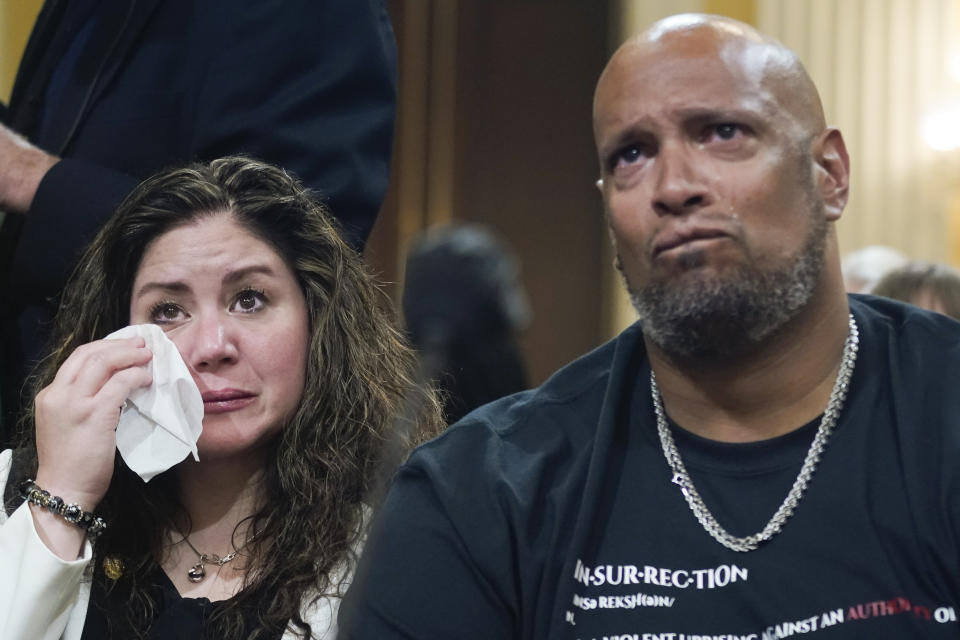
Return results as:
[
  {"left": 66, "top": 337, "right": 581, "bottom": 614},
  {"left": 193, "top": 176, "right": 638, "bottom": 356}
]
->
[
  {"left": 178, "top": 312, "right": 238, "bottom": 371},
  {"left": 651, "top": 142, "right": 710, "bottom": 216}
]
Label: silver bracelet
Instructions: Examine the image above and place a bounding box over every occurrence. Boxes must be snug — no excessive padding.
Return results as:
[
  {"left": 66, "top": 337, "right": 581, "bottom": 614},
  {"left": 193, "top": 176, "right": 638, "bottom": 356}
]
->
[{"left": 19, "top": 479, "right": 107, "bottom": 540}]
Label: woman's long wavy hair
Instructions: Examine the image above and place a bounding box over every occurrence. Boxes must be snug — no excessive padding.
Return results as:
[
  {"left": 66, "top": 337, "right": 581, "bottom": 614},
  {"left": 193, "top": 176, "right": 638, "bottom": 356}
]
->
[{"left": 15, "top": 156, "right": 443, "bottom": 639}]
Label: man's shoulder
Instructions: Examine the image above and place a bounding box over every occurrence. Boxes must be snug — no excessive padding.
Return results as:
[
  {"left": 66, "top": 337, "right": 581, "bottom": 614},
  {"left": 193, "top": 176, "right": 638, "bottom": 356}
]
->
[
  {"left": 850, "top": 294, "right": 960, "bottom": 442},
  {"left": 851, "top": 293, "right": 960, "bottom": 358}
]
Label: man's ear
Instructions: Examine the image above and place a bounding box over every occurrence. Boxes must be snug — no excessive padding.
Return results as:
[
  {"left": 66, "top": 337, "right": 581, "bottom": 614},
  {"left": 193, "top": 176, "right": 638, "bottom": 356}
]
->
[{"left": 812, "top": 127, "right": 850, "bottom": 221}]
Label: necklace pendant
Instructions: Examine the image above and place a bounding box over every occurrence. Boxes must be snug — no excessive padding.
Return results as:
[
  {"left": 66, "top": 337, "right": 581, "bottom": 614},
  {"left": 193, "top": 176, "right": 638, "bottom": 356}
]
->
[
  {"left": 187, "top": 561, "right": 206, "bottom": 583},
  {"left": 671, "top": 472, "right": 684, "bottom": 486}
]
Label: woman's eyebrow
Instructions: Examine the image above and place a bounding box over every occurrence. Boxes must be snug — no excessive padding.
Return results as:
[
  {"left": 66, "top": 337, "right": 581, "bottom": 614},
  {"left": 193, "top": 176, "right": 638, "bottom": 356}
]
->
[
  {"left": 221, "top": 264, "right": 277, "bottom": 285},
  {"left": 132, "top": 280, "right": 190, "bottom": 300},
  {"left": 133, "top": 265, "right": 278, "bottom": 300}
]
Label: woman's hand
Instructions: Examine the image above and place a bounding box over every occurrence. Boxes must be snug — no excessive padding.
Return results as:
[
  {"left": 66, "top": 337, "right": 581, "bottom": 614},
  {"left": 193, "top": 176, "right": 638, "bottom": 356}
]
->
[{"left": 33, "top": 336, "right": 153, "bottom": 516}]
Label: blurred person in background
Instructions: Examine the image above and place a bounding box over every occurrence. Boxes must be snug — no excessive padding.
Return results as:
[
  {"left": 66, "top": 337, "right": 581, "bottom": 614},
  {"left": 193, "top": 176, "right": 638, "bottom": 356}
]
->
[
  {"left": 840, "top": 244, "right": 908, "bottom": 293},
  {"left": 402, "top": 224, "right": 531, "bottom": 425},
  {"left": 871, "top": 260, "right": 960, "bottom": 320}
]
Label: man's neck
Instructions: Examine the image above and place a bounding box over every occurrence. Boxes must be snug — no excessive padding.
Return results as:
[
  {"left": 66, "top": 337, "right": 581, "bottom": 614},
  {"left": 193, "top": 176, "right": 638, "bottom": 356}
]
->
[{"left": 646, "top": 292, "right": 852, "bottom": 443}]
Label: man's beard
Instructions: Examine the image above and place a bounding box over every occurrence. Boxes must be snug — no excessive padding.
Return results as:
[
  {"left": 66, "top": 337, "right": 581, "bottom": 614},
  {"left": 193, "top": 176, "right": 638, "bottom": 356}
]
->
[{"left": 626, "top": 212, "right": 827, "bottom": 362}]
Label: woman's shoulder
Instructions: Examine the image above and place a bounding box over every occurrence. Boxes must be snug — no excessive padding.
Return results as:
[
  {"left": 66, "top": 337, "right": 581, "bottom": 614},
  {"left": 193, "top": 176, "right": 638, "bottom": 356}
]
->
[
  {"left": 0, "top": 448, "right": 11, "bottom": 523},
  {"left": 1, "top": 447, "right": 36, "bottom": 520}
]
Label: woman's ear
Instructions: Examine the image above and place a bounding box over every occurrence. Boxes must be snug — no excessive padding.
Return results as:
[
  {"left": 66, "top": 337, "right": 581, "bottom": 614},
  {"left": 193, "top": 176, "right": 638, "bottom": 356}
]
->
[{"left": 812, "top": 127, "right": 850, "bottom": 221}]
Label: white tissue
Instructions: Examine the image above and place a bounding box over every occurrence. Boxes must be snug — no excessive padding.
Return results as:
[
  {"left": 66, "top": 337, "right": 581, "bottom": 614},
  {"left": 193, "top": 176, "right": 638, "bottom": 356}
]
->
[{"left": 105, "top": 324, "right": 203, "bottom": 481}]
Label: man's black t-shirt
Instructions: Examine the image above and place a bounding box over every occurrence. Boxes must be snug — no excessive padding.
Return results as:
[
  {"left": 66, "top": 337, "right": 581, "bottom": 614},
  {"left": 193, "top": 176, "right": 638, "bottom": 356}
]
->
[{"left": 341, "top": 296, "right": 960, "bottom": 639}]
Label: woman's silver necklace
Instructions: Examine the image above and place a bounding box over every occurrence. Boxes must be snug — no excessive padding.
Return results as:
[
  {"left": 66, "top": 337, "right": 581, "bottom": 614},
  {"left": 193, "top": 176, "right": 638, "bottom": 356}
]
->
[
  {"left": 179, "top": 536, "right": 239, "bottom": 583},
  {"left": 173, "top": 531, "right": 251, "bottom": 583},
  {"left": 650, "top": 314, "right": 859, "bottom": 553}
]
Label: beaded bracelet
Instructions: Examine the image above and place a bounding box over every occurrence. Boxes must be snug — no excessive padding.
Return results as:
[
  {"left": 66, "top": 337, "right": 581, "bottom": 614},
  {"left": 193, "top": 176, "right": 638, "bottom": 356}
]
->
[{"left": 19, "top": 479, "right": 107, "bottom": 540}]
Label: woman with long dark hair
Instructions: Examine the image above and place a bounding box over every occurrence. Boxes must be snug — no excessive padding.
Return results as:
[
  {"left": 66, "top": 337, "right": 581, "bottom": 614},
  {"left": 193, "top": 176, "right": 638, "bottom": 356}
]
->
[{"left": 0, "top": 156, "right": 441, "bottom": 639}]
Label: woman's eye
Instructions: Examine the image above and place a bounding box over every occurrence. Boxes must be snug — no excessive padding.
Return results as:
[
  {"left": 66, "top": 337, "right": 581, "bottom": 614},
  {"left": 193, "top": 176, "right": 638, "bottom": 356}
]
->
[
  {"left": 231, "top": 288, "right": 266, "bottom": 313},
  {"left": 150, "top": 302, "right": 185, "bottom": 324}
]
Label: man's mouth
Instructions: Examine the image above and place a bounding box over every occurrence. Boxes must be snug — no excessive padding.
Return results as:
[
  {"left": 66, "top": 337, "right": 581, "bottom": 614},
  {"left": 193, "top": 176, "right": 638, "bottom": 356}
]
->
[{"left": 654, "top": 227, "right": 731, "bottom": 257}]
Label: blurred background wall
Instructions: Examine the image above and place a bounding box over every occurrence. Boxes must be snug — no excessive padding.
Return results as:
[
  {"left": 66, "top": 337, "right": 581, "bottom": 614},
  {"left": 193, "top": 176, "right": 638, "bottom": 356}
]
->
[{"left": 3, "top": 0, "right": 959, "bottom": 385}]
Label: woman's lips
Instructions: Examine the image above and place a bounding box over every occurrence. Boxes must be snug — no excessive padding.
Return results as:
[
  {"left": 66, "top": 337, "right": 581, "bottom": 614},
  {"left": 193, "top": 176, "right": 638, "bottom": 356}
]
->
[{"left": 201, "top": 389, "right": 256, "bottom": 414}]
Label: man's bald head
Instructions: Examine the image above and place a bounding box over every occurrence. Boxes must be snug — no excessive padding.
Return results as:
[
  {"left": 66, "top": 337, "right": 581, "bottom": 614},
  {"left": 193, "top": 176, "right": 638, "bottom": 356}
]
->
[
  {"left": 591, "top": 14, "right": 851, "bottom": 361},
  {"left": 594, "top": 14, "right": 826, "bottom": 144}
]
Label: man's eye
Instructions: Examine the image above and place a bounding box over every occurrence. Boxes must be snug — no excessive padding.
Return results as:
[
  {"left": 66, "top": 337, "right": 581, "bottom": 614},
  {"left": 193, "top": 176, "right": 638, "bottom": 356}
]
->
[
  {"left": 611, "top": 145, "right": 646, "bottom": 170},
  {"left": 707, "top": 123, "right": 743, "bottom": 142},
  {"left": 232, "top": 288, "right": 266, "bottom": 313},
  {"left": 716, "top": 124, "right": 738, "bottom": 139}
]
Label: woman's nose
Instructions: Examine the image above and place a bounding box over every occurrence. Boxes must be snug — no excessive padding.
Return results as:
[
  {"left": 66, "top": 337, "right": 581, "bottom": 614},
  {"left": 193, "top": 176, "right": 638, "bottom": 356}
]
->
[{"left": 178, "top": 313, "right": 239, "bottom": 370}]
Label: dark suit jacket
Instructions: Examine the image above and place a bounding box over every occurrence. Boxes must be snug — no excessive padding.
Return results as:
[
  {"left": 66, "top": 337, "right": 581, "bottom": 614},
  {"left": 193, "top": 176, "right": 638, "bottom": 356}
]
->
[{"left": 0, "top": 0, "right": 398, "bottom": 436}]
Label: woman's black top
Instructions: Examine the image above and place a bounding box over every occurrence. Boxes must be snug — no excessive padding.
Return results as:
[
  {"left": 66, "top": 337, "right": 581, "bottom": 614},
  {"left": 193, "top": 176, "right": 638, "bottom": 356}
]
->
[{"left": 80, "top": 564, "right": 283, "bottom": 639}]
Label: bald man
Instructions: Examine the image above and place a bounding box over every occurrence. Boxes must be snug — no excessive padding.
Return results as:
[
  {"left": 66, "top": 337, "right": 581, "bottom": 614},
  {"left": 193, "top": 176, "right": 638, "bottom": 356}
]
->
[{"left": 339, "top": 15, "right": 960, "bottom": 639}]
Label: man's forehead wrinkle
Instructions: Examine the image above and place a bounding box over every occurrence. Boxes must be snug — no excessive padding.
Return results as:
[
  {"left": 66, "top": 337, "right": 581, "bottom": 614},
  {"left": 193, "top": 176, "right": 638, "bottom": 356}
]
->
[
  {"left": 595, "top": 18, "right": 826, "bottom": 142},
  {"left": 595, "top": 42, "right": 780, "bottom": 126}
]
